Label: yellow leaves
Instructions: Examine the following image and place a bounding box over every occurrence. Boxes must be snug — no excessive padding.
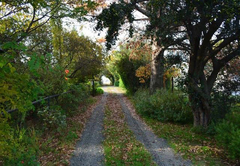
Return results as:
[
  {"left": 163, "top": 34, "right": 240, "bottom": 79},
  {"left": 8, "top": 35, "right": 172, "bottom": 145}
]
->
[
  {"left": 164, "top": 67, "right": 180, "bottom": 78},
  {"left": 135, "top": 64, "right": 151, "bottom": 83},
  {"left": 163, "top": 67, "right": 180, "bottom": 87},
  {"left": 213, "top": 39, "right": 224, "bottom": 50},
  {"left": 8, "top": 63, "right": 16, "bottom": 73}
]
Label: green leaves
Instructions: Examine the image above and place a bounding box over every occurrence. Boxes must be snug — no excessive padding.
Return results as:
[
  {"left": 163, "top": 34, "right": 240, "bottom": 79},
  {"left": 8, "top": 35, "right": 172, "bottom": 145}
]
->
[
  {"left": 62, "top": 30, "right": 104, "bottom": 82},
  {"left": 215, "top": 108, "right": 240, "bottom": 160},
  {"left": 96, "top": 2, "right": 134, "bottom": 50},
  {"left": 2, "top": 42, "right": 27, "bottom": 51},
  {"left": 27, "top": 54, "right": 43, "bottom": 77},
  {"left": 134, "top": 88, "right": 193, "bottom": 123}
]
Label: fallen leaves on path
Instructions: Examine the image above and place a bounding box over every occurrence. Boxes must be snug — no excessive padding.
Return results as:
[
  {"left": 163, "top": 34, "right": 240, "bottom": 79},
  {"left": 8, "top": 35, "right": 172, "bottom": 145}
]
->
[
  {"left": 38, "top": 96, "right": 102, "bottom": 166},
  {"left": 103, "top": 93, "right": 155, "bottom": 165}
]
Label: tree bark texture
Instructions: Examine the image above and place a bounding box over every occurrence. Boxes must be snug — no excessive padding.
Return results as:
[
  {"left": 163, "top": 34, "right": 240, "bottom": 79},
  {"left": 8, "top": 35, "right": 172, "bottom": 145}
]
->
[
  {"left": 189, "top": 92, "right": 211, "bottom": 128},
  {"left": 150, "top": 43, "right": 165, "bottom": 94}
]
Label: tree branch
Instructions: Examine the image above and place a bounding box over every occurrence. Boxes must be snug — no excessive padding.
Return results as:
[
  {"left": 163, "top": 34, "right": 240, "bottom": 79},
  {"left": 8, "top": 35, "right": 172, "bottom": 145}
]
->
[
  {"left": 200, "top": 19, "right": 222, "bottom": 56},
  {"left": 207, "top": 47, "right": 240, "bottom": 92},
  {"left": 133, "top": 18, "right": 149, "bottom": 21},
  {"left": 219, "top": 46, "right": 240, "bottom": 66},
  {"left": 133, "top": 4, "right": 151, "bottom": 17},
  {"left": 25, "top": 6, "right": 36, "bottom": 33},
  {"left": 210, "top": 31, "right": 240, "bottom": 57}
]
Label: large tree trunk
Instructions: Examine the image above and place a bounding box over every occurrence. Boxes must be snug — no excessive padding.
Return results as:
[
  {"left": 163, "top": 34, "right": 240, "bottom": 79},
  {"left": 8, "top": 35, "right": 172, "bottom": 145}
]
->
[
  {"left": 188, "top": 86, "right": 211, "bottom": 128},
  {"left": 150, "top": 44, "right": 164, "bottom": 94}
]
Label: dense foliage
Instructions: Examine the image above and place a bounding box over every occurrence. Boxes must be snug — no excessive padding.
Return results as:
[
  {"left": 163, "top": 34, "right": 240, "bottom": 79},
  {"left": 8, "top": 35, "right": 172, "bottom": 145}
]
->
[
  {"left": 1, "top": 0, "right": 239, "bottom": 164},
  {"left": 0, "top": 0, "right": 104, "bottom": 164},
  {"left": 96, "top": 0, "right": 240, "bottom": 128},
  {"left": 106, "top": 41, "right": 151, "bottom": 94},
  {"left": 134, "top": 89, "right": 192, "bottom": 124},
  {"left": 215, "top": 105, "right": 240, "bottom": 160}
]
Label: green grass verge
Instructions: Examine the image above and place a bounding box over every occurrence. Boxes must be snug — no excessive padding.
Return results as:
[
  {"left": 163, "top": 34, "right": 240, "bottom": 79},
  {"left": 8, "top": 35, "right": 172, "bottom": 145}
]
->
[
  {"left": 103, "top": 106, "right": 156, "bottom": 166},
  {"left": 141, "top": 117, "right": 231, "bottom": 166}
]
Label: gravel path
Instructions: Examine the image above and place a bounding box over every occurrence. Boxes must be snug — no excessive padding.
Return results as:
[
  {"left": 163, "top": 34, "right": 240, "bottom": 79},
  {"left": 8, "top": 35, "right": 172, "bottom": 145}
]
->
[
  {"left": 70, "top": 92, "right": 107, "bottom": 166},
  {"left": 118, "top": 93, "right": 192, "bottom": 166},
  {"left": 70, "top": 86, "right": 191, "bottom": 166}
]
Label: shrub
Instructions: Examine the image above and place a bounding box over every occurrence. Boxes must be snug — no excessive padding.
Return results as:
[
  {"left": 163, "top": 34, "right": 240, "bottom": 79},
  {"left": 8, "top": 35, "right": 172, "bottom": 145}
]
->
[
  {"left": 59, "top": 84, "right": 89, "bottom": 115},
  {"left": 37, "top": 105, "right": 66, "bottom": 130},
  {"left": 134, "top": 88, "right": 193, "bottom": 124},
  {"left": 0, "top": 119, "right": 39, "bottom": 165},
  {"left": 115, "top": 52, "right": 147, "bottom": 94},
  {"left": 211, "top": 92, "right": 235, "bottom": 122},
  {"left": 96, "top": 87, "right": 104, "bottom": 95},
  {"left": 215, "top": 107, "right": 240, "bottom": 160},
  {"left": 114, "top": 80, "right": 119, "bottom": 87}
]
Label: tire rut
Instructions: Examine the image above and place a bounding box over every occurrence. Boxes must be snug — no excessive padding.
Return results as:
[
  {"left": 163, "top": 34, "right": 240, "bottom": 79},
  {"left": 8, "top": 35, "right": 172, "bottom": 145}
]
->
[
  {"left": 119, "top": 94, "right": 192, "bottom": 166},
  {"left": 70, "top": 86, "right": 191, "bottom": 166},
  {"left": 70, "top": 93, "right": 107, "bottom": 166}
]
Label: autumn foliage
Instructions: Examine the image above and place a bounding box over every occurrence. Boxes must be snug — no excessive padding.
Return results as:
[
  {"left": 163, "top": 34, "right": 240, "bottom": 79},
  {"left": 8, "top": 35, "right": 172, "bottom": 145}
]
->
[{"left": 135, "top": 64, "right": 151, "bottom": 83}]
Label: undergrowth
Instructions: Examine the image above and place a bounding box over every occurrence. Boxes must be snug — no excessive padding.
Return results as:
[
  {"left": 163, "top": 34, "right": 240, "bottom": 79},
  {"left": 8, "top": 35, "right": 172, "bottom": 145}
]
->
[
  {"left": 132, "top": 89, "right": 239, "bottom": 165},
  {"left": 142, "top": 117, "right": 229, "bottom": 165},
  {"left": 37, "top": 96, "right": 97, "bottom": 165},
  {"left": 134, "top": 88, "right": 192, "bottom": 124}
]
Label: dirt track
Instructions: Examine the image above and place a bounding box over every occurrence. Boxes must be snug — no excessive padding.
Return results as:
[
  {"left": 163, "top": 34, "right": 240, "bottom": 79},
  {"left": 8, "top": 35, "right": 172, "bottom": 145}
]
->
[{"left": 70, "top": 86, "right": 191, "bottom": 166}]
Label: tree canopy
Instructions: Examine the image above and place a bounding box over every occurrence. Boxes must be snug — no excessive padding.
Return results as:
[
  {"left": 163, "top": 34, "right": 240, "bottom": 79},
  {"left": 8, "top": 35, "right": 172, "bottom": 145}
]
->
[{"left": 96, "top": 0, "right": 240, "bottom": 127}]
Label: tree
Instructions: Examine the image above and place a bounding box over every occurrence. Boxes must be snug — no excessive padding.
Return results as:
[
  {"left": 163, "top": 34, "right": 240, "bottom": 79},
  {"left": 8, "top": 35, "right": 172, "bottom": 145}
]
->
[
  {"left": 96, "top": 0, "right": 183, "bottom": 93},
  {"left": 62, "top": 30, "right": 104, "bottom": 83},
  {"left": 97, "top": 0, "right": 240, "bottom": 127},
  {"left": 174, "top": 0, "right": 240, "bottom": 127},
  {"left": 0, "top": 0, "right": 96, "bottom": 52},
  {"left": 0, "top": 0, "right": 98, "bottom": 116},
  {"left": 51, "top": 17, "right": 64, "bottom": 65}
]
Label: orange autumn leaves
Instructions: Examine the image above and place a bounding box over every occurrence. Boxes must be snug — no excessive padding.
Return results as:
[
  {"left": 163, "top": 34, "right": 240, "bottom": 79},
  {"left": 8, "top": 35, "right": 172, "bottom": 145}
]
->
[
  {"left": 126, "top": 40, "right": 152, "bottom": 84},
  {"left": 65, "top": 69, "right": 69, "bottom": 80},
  {"left": 97, "top": 38, "right": 106, "bottom": 43}
]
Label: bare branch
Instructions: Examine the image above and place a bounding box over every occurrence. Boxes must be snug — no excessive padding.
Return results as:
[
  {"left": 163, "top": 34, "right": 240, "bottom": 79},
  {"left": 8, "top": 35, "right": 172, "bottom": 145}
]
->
[
  {"left": 133, "top": 4, "right": 151, "bottom": 17},
  {"left": 25, "top": 6, "right": 36, "bottom": 33},
  {"left": 133, "top": 18, "right": 149, "bottom": 21}
]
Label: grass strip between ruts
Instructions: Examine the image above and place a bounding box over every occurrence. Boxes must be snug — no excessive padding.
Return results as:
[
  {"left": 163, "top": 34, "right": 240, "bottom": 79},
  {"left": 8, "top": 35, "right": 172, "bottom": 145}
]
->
[{"left": 103, "top": 95, "right": 156, "bottom": 166}]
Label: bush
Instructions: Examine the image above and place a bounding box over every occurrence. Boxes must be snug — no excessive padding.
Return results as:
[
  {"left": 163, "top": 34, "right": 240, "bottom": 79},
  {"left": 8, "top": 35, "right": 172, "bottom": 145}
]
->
[
  {"left": 211, "top": 92, "right": 235, "bottom": 122},
  {"left": 96, "top": 87, "right": 104, "bottom": 95},
  {"left": 114, "top": 81, "right": 119, "bottom": 87},
  {"left": 134, "top": 88, "right": 193, "bottom": 124},
  {"left": 59, "top": 84, "right": 89, "bottom": 115},
  {"left": 115, "top": 52, "right": 146, "bottom": 94},
  {"left": 0, "top": 119, "right": 39, "bottom": 165},
  {"left": 215, "top": 107, "right": 240, "bottom": 160},
  {"left": 37, "top": 105, "right": 66, "bottom": 130}
]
